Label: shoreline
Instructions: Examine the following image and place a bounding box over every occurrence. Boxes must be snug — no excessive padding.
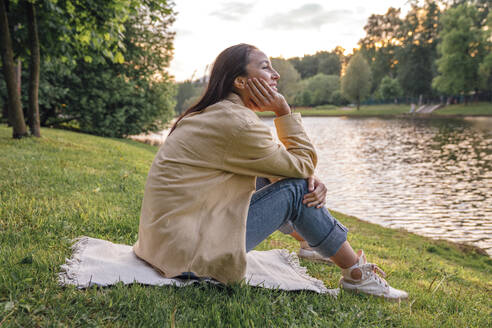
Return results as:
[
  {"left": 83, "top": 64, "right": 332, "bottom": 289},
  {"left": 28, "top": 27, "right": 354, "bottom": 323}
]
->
[
  {"left": 338, "top": 211, "right": 491, "bottom": 257},
  {"left": 256, "top": 102, "right": 492, "bottom": 118},
  {"left": 257, "top": 112, "right": 492, "bottom": 118}
]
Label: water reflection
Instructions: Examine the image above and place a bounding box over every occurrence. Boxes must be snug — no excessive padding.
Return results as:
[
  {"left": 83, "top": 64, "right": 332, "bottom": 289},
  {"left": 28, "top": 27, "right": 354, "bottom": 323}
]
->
[{"left": 264, "top": 116, "right": 492, "bottom": 256}]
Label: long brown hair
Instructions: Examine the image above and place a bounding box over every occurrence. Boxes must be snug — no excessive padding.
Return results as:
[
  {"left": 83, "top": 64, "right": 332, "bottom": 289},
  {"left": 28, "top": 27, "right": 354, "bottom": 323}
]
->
[{"left": 169, "top": 43, "right": 257, "bottom": 134}]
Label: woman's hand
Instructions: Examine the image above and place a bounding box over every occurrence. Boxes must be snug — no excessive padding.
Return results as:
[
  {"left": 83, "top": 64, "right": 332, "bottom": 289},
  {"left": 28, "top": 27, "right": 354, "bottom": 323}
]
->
[
  {"left": 245, "top": 78, "right": 290, "bottom": 117},
  {"left": 303, "top": 176, "right": 327, "bottom": 209}
]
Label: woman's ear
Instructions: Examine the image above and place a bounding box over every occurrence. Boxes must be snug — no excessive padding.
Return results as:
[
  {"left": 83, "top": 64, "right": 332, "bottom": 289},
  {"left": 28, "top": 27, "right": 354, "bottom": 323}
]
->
[{"left": 233, "top": 76, "right": 247, "bottom": 90}]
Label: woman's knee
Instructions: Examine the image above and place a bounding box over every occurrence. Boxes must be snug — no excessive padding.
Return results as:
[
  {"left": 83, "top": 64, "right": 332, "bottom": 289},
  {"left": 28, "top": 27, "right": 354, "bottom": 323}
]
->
[
  {"left": 273, "top": 178, "right": 310, "bottom": 209},
  {"left": 275, "top": 178, "right": 309, "bottom": 194},
  {"left": 251, "top": 177, "right": 309, "bottom": 209}
]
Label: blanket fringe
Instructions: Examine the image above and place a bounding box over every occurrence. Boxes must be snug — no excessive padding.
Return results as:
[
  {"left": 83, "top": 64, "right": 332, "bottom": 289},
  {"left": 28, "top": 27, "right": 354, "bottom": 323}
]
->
[
  {"left": 278, "top": 249, "right": 339, "bottom": 296},
  {"left": 58, "top": 236, "right": 91, "bottom": 287}
]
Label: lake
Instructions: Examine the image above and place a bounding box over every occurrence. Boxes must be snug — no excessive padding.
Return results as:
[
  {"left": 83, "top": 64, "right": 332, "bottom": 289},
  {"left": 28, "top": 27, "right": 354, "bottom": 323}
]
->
[{"left": 263, "top": 116, "right": 492, "bottom": 256}]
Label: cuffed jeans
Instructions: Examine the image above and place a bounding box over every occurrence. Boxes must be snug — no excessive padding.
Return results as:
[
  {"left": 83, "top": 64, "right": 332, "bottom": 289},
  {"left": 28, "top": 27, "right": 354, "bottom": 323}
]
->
[{"left": 248, "top": 178, "right": 348, "bottom": 258}]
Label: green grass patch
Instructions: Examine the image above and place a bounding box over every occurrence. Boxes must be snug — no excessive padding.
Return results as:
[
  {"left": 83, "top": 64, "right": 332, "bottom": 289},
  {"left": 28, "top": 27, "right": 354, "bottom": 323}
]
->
[
  {"left": 257, "top": 104, "right": 411, "bottom": 117},
  {"left": 0, "top": 125, "right": 491, "bottom": 327},
  {"left": 433, "top": 102, "right": 492, "bottom": 116}
]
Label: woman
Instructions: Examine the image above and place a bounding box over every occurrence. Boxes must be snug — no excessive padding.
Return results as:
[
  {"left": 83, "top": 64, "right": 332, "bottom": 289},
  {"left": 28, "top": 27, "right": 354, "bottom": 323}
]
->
[{"left": 133, "top": 44, "right": 407, "bottom": 300}]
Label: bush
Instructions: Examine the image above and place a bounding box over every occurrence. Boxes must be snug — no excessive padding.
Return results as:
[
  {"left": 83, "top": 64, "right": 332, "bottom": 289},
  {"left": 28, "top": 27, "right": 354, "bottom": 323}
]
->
[
  {"left": 375, "top": 76, "right": 403, "bottom": 102},
  {"left": 37, "top": 59, "right": 175, "bottom": 137},
  {"left": 70, "top": 62, "right": 175, "bottom": 137},
  {"left": 293, "top": 74, "right": 340, "bottom": 107},
  {"left": 331, "top": 90, "right": 348, "bottom": 106}
]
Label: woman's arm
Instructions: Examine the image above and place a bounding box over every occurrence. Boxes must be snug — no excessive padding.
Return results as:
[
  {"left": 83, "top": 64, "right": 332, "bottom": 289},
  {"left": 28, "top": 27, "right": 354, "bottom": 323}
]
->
[{"left": 222, "top": 106, "right": 317, "bottom": 179}]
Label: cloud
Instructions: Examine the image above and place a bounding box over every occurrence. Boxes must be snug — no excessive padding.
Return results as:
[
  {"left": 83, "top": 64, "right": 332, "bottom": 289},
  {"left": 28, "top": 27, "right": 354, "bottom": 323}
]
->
[
  {"left": 210, "top": 2, "right": 255, "bottom": 21},
  {"left": 263, "top": 4, "right": 352, "bottom": 30}
]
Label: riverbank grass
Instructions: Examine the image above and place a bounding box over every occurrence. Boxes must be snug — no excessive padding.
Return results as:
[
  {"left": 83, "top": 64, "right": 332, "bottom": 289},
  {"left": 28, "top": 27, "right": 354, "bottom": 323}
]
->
[
  {"left": 433, "top": 102, "right": 492, "bottom": 116},
  {"left": 258, "top": 104, "right": 411, "bottom": 117},
  {"left": 257, "top": 102, "right": 492, "bottom": 117},
  {"left": 1, "top": 124, "right": 490, "bottom": 327}
]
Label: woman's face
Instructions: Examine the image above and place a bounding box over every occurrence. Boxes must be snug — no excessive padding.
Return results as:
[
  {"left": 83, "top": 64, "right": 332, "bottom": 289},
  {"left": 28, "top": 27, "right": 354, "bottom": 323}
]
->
[{"left": 245, "top": 50, "right": 280, "bottom": 91}]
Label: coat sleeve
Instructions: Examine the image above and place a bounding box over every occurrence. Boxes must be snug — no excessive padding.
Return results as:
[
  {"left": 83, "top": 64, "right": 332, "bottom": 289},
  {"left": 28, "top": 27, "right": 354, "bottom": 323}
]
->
[{"left": 222, "top": 113, "right": 317, "bottom": 179}]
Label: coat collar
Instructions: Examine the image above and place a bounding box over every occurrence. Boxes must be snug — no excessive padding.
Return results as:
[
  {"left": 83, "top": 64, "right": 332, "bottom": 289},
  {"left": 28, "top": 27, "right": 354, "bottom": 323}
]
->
[{"left": 225, "top": 92, "right": 246, "bottom": 107}]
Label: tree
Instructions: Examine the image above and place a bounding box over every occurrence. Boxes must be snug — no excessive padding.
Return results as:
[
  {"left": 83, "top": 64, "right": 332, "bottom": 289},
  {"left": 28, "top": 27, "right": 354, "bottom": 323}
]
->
[
  {"left": 2, "top": 0, "right": 140, "bottom": 138},
  {"left": 478, "top": 11, "right": 492, "bottom": 93},
  {"left": 288, "top": 50, "right": 341, "bottom": 79},
  {"left": 341, "top": 53, "right": 372, "bottom": 110},
  {"left": 26, "top": 0, "right": 40, "bottom": 137},
  {"left": 432, "top": 4, "right": 485, "bottom": 102},
  {"left": 60, "top": 62, "right": 175, "bottom": 137},
  {"left": 358, "top": 7, "right": 403, "bottom": 92},
  {"left": 288, "top": 54, "right": 318, "bottom": 79},
  {"left": 316, "top": 51, "right": 341, "bottom": 76},
  {"left": 271, "top": 57, "right": 301, "bottom": 104},
  {"left": 293, "top": 80, "right": 312, "bottom": 107},
  {"left": 305, "top": 73, "right": 339, "bottom": 106},
  {"left": 0, "top": 0, "right": 27, "bottom": 138},
  {"left": 330, "top": 90, "right": 348, "bottom": 106},
  {"left": 397, "top": 0, "right": 441, "bottom": 101},
  {"left": 446, "top": 0, "right": 490, "bottom": 26},
  {"left": 121, "top": 1, "right": 175, "bottom": 80},
  {"left": 376, "top": 76, "right": 403, "bottom": 102},
  {"left": 332, "top": 45, "right": 349, "bottom": 73},
  {"left": 35, "top": 1, "right": 177, "bottom": 137}
]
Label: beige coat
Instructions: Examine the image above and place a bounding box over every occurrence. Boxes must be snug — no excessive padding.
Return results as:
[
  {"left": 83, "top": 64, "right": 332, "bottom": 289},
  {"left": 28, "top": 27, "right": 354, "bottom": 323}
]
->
[{"left": 133, "top": 93, "right": 317, "bottom": 283}]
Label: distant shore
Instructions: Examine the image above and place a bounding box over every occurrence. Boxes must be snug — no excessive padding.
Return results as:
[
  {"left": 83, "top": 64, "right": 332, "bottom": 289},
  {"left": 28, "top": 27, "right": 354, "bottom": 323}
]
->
[
  {"left": 128, "top": 102, "right": 492, "bottom": 146},
  {"left": 256, "top": 102, "right": 492, "bottom": 118}
]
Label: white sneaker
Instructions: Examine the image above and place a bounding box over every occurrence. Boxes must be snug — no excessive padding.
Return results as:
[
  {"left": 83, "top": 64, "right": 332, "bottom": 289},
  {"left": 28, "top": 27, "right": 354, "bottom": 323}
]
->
[
  {"left": 339, "top": 250, "right": 408, "bottom": 301},
  {"left": 297, "top": 241, "right": 334, "bottom": 265}
]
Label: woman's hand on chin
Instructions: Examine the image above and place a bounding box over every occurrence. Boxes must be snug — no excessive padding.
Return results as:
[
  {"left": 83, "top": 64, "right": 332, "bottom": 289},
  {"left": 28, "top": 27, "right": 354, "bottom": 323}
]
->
[{"left": 245, "top": 78, "right": 291, "bottom": 117}]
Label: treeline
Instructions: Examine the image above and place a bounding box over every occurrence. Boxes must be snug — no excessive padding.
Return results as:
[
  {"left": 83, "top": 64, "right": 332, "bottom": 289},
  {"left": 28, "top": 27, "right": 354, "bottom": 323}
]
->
[
  {"left": 176, "top": 0, "right": 491, "bottom": 113},
  {"left": 0, "top": 0, "right": 176, "bottom": 138}
]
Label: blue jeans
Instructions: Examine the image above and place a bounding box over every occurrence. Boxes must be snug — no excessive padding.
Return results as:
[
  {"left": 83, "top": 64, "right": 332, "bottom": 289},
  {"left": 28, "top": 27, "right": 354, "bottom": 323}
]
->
[
  {"left": 247, "top": 178, "right": 348, "bottom": 258},
  {"left": 177, "top": 178, "right": 348, "bottom": 279}
]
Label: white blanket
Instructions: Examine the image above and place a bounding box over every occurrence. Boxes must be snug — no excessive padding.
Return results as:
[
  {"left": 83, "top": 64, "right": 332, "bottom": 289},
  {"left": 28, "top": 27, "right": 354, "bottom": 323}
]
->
[{"left": 59, "top": 236, "right": 338, "bottom": 296}]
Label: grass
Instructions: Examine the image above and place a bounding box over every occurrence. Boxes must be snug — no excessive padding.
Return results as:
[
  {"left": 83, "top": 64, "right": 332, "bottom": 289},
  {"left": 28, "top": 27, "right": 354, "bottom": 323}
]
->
[
  {"left": 257, "top": 104, "right": 411, "bottom": 117},
  {"left": 433, "top": 102, "right": 492, "bottom": 116},
  {"left": 256, "top": 102, "right": 492, "bottom": 117},
  {"left": 1, "top": 124, "right": 491, "bottom": 327}
]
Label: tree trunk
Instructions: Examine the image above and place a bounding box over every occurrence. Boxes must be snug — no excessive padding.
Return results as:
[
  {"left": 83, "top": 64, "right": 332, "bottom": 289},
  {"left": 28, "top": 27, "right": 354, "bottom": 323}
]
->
[
  {"left": 26, "top": 1, "right": 40, "bottom": 137},
  {"left": 16, "top": 57, "right": 20, "bottom": 92},
  {"left": 0, "top": 0, "right": 27, "bottom": 138},
  {"left": 357, "top": 95, "right": 360, "bottom": 110}
]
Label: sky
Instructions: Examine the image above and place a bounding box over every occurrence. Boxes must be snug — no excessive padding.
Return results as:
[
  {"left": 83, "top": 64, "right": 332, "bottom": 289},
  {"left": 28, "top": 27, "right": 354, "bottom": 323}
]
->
[{"left": 169, "top": 0, "right": 410, "bottom": 82}]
